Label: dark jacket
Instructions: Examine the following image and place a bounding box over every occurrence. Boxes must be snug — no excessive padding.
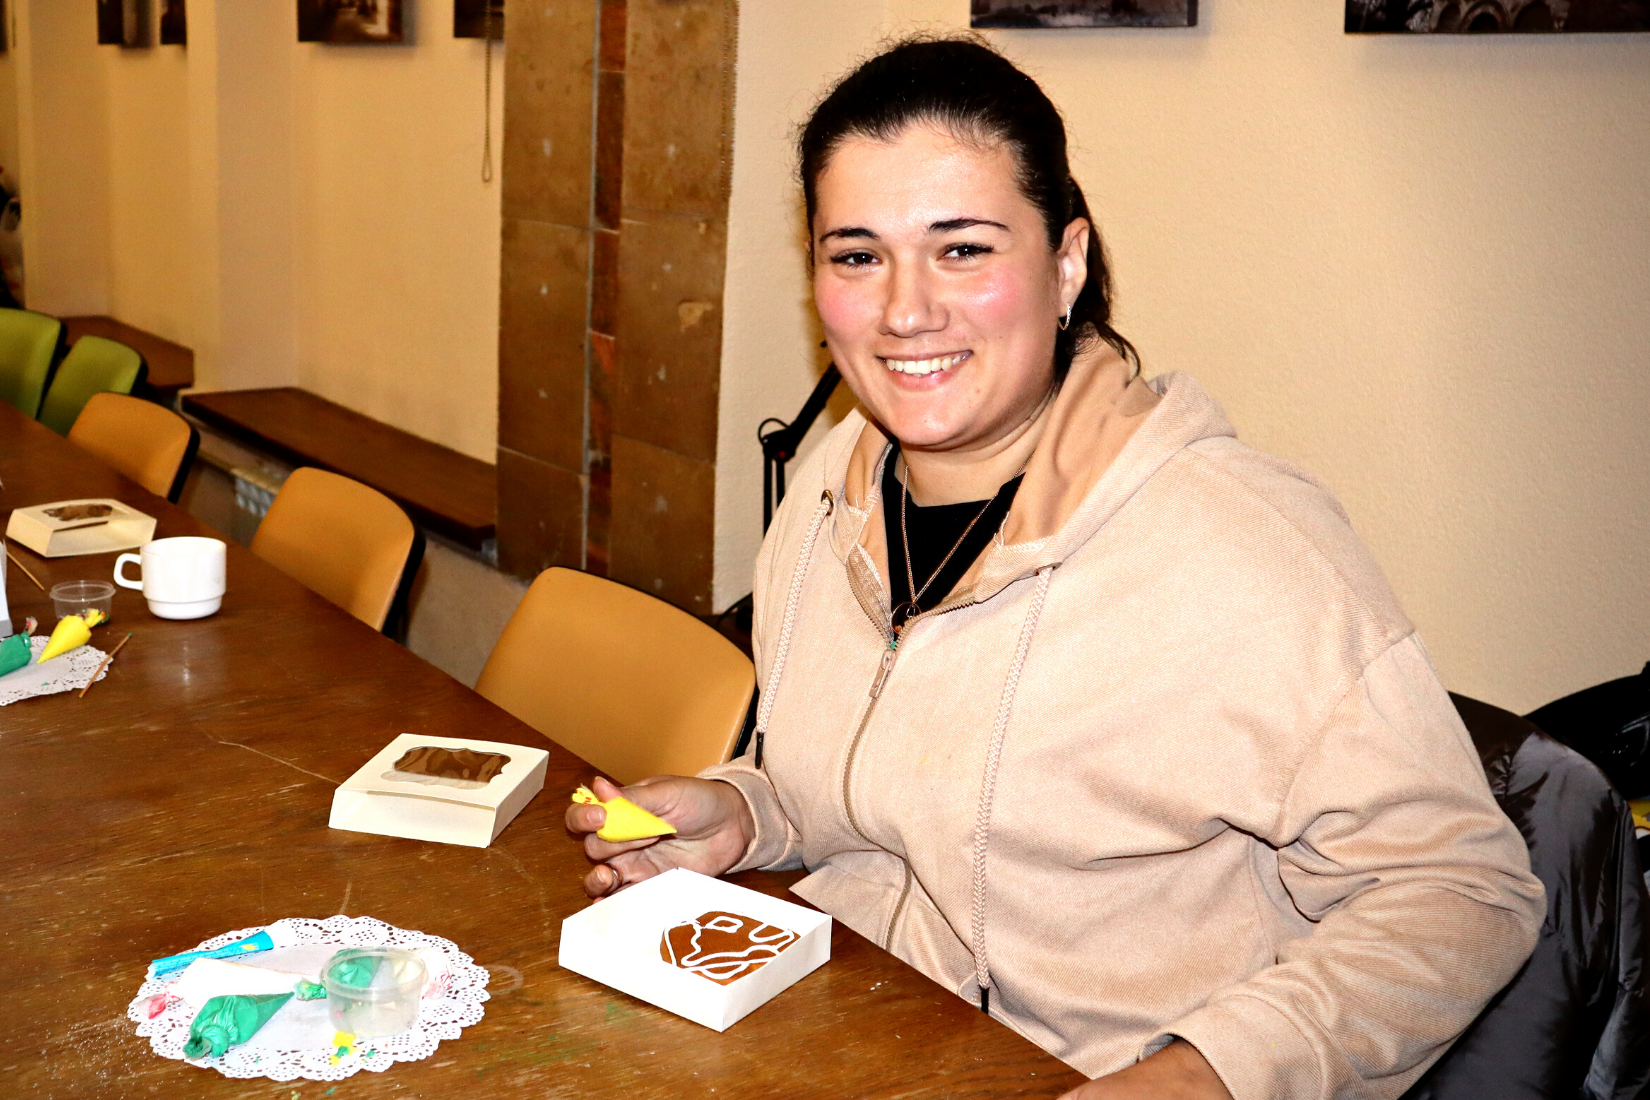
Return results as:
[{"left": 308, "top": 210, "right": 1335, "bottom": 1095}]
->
[{"left": 1403, "top": 696, "right": 1650, "bottom": 1100}]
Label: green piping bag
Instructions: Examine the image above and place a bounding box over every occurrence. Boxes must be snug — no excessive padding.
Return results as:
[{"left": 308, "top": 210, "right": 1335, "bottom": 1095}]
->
[
  {"left": 0, "top": 632, "right": 30, "bottom": 678},
  {"left": 183, "top": 992, "right": 293, "bottom": 1060}
]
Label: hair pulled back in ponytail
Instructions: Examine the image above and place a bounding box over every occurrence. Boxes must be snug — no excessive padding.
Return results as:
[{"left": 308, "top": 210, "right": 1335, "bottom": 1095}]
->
[{"left": 799, "top": 35, "right": 1137, "bottom": 380}]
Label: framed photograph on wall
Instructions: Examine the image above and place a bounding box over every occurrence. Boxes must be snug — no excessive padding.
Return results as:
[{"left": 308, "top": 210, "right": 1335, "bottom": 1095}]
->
[
  {"left": 160, "top": 0, "right": 186, "bottom": 45},
  {"left": 972, "top": 0, "right": 1197, "bottom": 27},
  {"left": 298, "top": 0, "right": 404, "bottom": 44},
  {"left": 455, "top": 0, "right": 504, "bottom": 39},
  {"left": 97, "top": 0, "right": 150, "bottom": 46},
  {"left": 1347, "top": 1, "right": 1649, "bottom": 32}
]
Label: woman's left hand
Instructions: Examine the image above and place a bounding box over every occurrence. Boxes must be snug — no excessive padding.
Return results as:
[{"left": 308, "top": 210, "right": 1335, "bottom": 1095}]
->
[{"left": 1057, "top": 1041, "right": 1233, "bottom": 1100}]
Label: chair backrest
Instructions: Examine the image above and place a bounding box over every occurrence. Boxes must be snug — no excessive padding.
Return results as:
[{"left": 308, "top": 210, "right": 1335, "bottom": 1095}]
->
[
  {"left": 475, "top": 567, "right": 756, "bottom": 785},
  {"left": 0, "top": 308, "right": 64, "bottom": 417},
  {"left": 251, "top": 466, "right": 422, "bottom": 633},
  {"left": 38, "top": 334, "right": 146, "bottom": 435},
  {"left": 67, "top": 392, "right": 200, "bottom": 502}
]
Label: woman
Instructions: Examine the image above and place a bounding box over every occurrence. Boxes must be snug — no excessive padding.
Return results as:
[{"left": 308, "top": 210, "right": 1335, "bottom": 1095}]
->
[{"left": 568, "top": 38, "right": 1543, "bottom": 1100}]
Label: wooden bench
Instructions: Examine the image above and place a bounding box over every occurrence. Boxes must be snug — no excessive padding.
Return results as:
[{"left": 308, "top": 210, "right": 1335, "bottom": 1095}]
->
[
  {"left": 181, "top": 387, "right": 497, "bottom": 552},
  {"left": 62, "top": 316, "right": 195, "bottom": 405}
]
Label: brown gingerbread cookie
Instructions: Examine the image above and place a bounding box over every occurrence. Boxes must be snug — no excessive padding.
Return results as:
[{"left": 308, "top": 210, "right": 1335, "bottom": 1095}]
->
[
  {"left": 44, "top": 503, "right": 114, "bottom": 522},
  {"left": 382, "top": 746, "right": 511, "bottom": 790},
  {"left": 659, "top": 911, "right": 798, "bottom": 985}
]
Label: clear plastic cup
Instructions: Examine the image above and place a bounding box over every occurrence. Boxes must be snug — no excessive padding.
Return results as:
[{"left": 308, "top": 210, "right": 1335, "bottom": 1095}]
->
[
  {"left": 50, "top": 580, "right": 115, "bottom": 622},
  {"left": 322, "top": 948, "right": 426, "bottom": 1039}
]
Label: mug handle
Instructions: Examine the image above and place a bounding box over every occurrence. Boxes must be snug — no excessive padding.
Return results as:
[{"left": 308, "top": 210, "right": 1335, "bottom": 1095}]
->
[{"left": 114, "top": 553, "right": 143, "bottom": 590}]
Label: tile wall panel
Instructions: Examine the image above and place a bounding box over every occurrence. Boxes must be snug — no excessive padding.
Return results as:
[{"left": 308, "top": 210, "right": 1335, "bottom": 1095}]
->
[
  {"left": 594, "top": 71, "right": 627, "bottom": 232},
  {"left": 607, "top": 435, "right": 716, "bottom": 613},
  {"left": 587, "top": 331, "right": 617, "bottom": 575},
  {"left": 584, "top": 0, "right": 629, "bottom": 575},
  {"left": 497, "top": 448, "right": 587, "bottom": 578},
  {"left": 599, "top": 0, "right": 628, "bottom": 72},
  {"left": 622, "top": 0, "right": 735, "bottom": 218},
  {"left": 500, "top": 0, "right": 598, "bottom": 225},
  {"left": 498, "top": 219, "right": 591, "bottom": 472},
  {"left": 591, "top": 229, "right": 621, "bottom": 337},
  {"left": 612, "top": 212, "right": 727, "bottom": 463}
]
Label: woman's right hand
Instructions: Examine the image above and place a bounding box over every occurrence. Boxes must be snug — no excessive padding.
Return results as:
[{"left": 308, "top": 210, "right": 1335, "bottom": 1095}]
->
[{"left": 565, "top": 775, "right": 756, "bottom": 898}]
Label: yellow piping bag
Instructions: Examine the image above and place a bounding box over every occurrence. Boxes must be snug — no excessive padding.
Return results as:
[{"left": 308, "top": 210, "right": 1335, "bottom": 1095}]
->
[
  {"left": 572, "top": 785, "right": 677, "bottom": 842},
  {"left": 38, "top": 608, "right": 105, "bottom": 663}
]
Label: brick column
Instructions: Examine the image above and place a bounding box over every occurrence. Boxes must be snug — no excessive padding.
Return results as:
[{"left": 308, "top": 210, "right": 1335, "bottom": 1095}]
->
[{"left": 498, "top": 0, "right": 734, "bottom": 615}]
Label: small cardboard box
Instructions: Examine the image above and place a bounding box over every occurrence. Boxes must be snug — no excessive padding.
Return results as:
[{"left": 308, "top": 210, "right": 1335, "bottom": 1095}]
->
[
  {"left": 559, "top": 868, "right": 831, "bottom": 1032},
  {"left": 5, "top": 498, "right": 156, "bottom": 557},
  {"left": 329, "top": 733, "right": 549, "bottom": 848}
]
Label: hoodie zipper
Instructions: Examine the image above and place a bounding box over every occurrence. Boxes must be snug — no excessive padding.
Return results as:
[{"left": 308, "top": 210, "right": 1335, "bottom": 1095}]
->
[
  {"left": 886, "top": 863, "right": 915, "bottom": 948},
  {"left": 840, "top": 638, "right": 898, "bottom": 844},
  {"left": 839, "top": 601, "right": 978, "bottom": 948}
]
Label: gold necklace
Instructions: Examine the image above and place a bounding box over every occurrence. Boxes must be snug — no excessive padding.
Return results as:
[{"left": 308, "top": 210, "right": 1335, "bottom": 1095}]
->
[{"left": 891, "top": 464, "right": 1009, "bottom": 636}]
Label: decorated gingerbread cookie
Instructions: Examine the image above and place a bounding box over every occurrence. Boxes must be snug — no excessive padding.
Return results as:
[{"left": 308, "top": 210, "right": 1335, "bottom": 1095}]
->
[{"left": 659, "top": 911, "right": 798, "bottom": 985}]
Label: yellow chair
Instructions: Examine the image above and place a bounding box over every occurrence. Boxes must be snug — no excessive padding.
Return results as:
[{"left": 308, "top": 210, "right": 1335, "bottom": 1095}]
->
[
  {"left": 476, "top": 567, "right": 756, "bottom": 785},
  {"left": 251, "top": 467, "right": 424, "bottom": 635},
  {"left": 67, "top": 392, "right": 199, "bottom": 502}
]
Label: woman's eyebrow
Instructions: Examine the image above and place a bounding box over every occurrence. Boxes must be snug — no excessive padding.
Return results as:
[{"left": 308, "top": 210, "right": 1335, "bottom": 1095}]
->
[
  {"left": 929, "top": 217, "right": 1009, "bottom": 234},
  {"left": 818, "top": 217, "right": 1009, "bottom": 243},
  {"left": 819, "top": 226, "right": 878, "bottom": 242}
]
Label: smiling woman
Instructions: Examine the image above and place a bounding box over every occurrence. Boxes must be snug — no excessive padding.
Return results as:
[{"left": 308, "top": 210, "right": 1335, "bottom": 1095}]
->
[
  {"left": 800, "top": 39, "right": 1135, "bottom": 511},
  {"left": 566, "top": 37, "right": 1546, "bottom": 1100},
  {"left": 809, "top": 129, "right": 1078, "bottom": 504}
]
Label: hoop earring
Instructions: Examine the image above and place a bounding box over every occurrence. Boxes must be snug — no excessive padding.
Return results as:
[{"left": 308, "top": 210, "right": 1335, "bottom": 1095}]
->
[{"left": 1057, "top": 304, "right": 1072, "bottom": 331}]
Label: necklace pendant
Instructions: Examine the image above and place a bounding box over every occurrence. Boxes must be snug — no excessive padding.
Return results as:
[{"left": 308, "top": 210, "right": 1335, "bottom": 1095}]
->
[{"left": 890, "top": 601, "right": 920, "bottom": 635}]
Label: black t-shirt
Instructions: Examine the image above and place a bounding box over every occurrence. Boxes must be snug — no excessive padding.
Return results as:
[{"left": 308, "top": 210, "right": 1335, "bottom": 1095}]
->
[{"left": 881, "top": 447, "right": 1023, "bottom": 631}]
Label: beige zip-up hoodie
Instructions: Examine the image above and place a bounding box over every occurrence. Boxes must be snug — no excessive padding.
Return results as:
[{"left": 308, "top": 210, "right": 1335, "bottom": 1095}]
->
[{"left": 702, "top": 351, "right": 1543, "bottom": 1099}]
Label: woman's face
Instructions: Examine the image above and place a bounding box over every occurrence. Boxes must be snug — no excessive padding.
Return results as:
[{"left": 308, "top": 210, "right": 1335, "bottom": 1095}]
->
[{"left": 811, "top": 124, "right": 1089, "bottom": 457}]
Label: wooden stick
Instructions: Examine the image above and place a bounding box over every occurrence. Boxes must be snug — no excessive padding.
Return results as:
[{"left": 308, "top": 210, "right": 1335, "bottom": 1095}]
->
[
  {"left": 80, "top": 633, "right": 132, "bottom": 698},
  {"left": 5, "top": 545, "right": 46, "bottom": 591}
]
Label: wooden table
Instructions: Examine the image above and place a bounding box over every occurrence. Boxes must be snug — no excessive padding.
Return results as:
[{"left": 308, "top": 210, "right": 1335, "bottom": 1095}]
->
[
  {"left": 181, "top": 388, "right": 497, "bottom": 551},
  {"left": 0, "top": 402, "right": 1083, "bottom": 1098}
]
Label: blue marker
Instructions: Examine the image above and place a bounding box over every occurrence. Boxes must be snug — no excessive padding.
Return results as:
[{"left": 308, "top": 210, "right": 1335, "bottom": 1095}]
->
[{"left": 150, "top": 929, "right": 278, "bottom": 977}]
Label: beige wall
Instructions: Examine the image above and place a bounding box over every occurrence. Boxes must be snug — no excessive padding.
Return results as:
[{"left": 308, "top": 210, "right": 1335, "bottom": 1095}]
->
[
  {"left": 104, "top": 34, "right": 191, "bottom": 344},
  {"left": 292, "top": 19, "right": 504, "bottom": 462},
  {"left": 718, "top": 0, "right": 1650, "bottom": 712},
  {"left": 12, "top": 0, "right": 113, "bottom": 315},
  {"left": 11, "top": 0, "right": 501, "bottom": 462}
]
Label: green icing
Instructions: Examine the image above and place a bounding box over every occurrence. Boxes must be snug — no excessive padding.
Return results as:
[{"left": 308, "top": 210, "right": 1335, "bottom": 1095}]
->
[
  {"left": 182, "top": 992, "right": 293, "bottom": 1059},
  {"left": 0, "top": 633, "right": 30, "bottom": 678},
  {"left": 326, "top": 953, "right": 382, "bottom": 989}
]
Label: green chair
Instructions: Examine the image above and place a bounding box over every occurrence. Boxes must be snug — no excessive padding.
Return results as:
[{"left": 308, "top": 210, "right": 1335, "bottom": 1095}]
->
[
  {"left": 37, "top": 334, "right": 146, "bottom": 435},
  {"left": 0, "top": 308, "right": 64, "bottom": 418}
]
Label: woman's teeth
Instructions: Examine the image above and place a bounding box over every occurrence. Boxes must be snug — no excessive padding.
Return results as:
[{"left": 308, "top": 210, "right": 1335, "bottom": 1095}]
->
[{"left": 883, "top": 353, "right": 967, "bottom": 376}]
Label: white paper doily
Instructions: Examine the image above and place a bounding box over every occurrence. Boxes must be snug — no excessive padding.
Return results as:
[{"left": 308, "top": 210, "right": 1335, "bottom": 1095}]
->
[
  {"left": 126, "top": 916, "right": 490, "bottom": 1082},
  {"left": 0, "top": 635, "right": 108, "bottom": 706}
]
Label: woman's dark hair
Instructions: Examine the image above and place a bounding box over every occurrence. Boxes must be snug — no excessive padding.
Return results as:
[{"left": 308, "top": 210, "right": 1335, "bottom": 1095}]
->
[{"left": 799, "top": 36, "right": 1138, "bottom": 379}]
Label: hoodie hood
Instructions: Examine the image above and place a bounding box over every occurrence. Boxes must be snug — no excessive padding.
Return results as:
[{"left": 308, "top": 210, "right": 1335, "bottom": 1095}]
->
[{"left": 825, "top": 346, "right": 1236, "bottom": 620}]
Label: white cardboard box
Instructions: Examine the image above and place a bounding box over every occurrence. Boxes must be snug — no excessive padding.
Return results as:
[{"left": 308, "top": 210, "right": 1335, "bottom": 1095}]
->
[
  {"left": 559, "top": 868, "right": 831, "bottom": 1032},
  {"left": 328, "top": 733, "right": 549, "bottom": 848},
  {"left": 5, "top": 498, "right": 156, "bottom": 557}
]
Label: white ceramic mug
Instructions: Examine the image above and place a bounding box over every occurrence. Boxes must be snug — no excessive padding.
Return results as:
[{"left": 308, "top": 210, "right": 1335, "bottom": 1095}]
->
[{"left": 114, "top": 537, "right": 227, "bottom": 620}]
